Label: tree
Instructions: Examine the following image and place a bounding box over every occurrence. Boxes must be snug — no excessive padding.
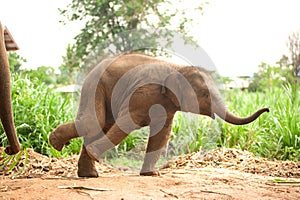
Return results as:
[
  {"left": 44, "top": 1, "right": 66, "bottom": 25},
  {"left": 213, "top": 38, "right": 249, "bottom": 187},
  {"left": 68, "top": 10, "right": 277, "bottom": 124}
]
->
[
  {"left": 59, "top": 0, "right": 207, "bottom": 64},
  {"left": 248, "top": 62, "right": 293, "bottom": 92},
  {"left": 8, "top": 52, "right": 26, "bottom": 73},
  {"left": 57, "top": 44, "right": 80, "bottom": 84},
  {"left": 21, "top": 66, "right": 56, "bottom": 86},
  {"left": 287, "top": 30, "right": 300, "bottom": 77},
  {"left": 277, "top": 55, "right": 295, "bottom": 83}
]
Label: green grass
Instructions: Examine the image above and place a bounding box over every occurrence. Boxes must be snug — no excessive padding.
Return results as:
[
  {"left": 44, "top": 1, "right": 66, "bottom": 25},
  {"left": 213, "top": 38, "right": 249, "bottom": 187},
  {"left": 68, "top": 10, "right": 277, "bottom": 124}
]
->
[
  {"left": 0, "top": 74, "right": 82, "bottom": 157},
  {"left": 220, "top": 84, "right": 300, "bottom": 160},
  {"left": 170, "top": 112, "right": 220, "bottom": 155}
]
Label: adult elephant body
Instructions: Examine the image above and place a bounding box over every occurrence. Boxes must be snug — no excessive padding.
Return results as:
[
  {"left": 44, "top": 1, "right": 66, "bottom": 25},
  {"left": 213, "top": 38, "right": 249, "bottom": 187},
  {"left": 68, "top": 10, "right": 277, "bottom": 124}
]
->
[
  {"left": 0, "top": 21, "right": 20, "bottom": 155},
  {"left": 49, "top": 53, "right": 269, "bottom": 177}
]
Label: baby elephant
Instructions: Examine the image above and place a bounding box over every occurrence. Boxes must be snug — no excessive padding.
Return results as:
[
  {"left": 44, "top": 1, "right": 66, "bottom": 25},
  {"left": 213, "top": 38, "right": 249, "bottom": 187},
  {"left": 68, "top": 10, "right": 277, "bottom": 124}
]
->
[{"left": 49, "top": 53, "right": 269, "bottom": 177}]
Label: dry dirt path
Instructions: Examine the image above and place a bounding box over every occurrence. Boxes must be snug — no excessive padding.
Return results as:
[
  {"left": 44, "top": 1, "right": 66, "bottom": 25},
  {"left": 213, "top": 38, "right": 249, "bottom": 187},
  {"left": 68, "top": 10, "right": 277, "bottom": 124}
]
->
[
  {"left": 1, "top": 168, "right": 300, "bottom": 200},
  {"left": 1, "top": 148, "right": 300, "bottom": 200}
]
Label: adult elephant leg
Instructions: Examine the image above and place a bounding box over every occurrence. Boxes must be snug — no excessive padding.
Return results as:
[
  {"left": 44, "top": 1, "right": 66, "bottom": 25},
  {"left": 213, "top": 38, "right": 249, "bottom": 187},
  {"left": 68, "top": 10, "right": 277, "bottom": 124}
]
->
[
  {"left": 140, "top": 118, "right": 173, "bottom": 176},
  {"left": 0, "top": 21, "right": 20, "bottom": 155}
]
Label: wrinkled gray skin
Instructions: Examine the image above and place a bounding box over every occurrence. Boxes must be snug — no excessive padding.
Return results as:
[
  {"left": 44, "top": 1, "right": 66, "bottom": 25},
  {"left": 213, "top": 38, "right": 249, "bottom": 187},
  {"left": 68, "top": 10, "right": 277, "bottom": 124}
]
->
[
  {"left": 49, "top": 53, "right": 269, "bottom": 177},
  {"left": 0, "top": 21, "right": 20, "bottom": 155}
]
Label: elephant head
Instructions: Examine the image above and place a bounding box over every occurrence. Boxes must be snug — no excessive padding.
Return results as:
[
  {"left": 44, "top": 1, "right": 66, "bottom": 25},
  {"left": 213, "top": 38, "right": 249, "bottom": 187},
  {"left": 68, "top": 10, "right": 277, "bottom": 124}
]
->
[
  {"left": 164, "top": 66, "right": 269, "bottom": 125},
  {"left": 0, "top": 21, "right": 20, "bottom": 154}
]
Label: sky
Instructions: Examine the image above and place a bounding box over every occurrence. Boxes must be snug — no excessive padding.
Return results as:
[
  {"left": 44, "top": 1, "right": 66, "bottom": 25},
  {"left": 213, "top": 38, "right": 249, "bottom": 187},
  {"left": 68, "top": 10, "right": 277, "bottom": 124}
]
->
[{"left": 1, "top": 0, "right": 300, "bottom": 77}]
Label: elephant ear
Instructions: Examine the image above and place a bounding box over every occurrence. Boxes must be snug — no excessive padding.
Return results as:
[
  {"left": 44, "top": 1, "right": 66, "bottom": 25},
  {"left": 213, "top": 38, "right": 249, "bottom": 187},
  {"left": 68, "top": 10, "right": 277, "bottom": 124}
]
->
[
  {"left": 162, "top": 68, "right": 198, "bottom": 113},
  {"left": 162, "top": 72, "right": 182, "bottom": 107}
]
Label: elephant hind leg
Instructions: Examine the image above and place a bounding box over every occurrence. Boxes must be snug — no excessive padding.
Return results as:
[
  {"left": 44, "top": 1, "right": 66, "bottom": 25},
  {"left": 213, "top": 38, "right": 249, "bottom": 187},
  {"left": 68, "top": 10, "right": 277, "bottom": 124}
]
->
[
  {"left": 75, "top": 88, "right": 106, "bottom": 139},
  {"left": 85, "top": 123, "right": 130, "bottom": 162},
  {"left": 85, "top": 112, "right": 141, "bottom": 162},
  {"left": 78, "top": 145, "right": 98, "bottom": 177},
  {"left": 49, "top": 122, "right": 78, "bottom": 151}
]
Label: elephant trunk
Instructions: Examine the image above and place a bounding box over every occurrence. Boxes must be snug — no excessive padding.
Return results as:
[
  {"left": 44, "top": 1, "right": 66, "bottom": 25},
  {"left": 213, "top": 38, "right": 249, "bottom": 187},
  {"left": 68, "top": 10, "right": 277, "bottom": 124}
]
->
[
  {"left": 213, "top": 98, "right": 270, "bottom": 125},
  {"left": 219, "top": 108, "right": 270, "bottom": 125},
  {"left": 0, "top": 21, "right": 20, "bottom": 155}
]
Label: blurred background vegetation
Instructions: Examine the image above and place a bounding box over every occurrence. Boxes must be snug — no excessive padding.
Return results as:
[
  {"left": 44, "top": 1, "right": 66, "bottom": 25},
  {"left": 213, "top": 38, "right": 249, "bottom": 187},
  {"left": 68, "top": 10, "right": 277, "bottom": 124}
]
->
[{"left": 1, "top": 0, "right": 299, "bottom": 167}]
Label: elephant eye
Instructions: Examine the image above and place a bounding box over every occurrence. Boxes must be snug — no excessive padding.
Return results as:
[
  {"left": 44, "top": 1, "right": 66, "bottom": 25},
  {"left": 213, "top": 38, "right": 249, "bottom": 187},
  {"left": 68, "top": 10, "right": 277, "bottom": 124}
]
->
[{"left": 201, "top": 92, "right": 209, "bottom": 98}]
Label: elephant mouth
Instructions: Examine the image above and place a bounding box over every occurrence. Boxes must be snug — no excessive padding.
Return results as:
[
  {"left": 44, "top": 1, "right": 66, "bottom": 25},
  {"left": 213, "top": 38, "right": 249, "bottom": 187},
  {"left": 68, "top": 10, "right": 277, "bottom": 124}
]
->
[{"left": 211, "top": 113, "right": 216, "bottom": 119}]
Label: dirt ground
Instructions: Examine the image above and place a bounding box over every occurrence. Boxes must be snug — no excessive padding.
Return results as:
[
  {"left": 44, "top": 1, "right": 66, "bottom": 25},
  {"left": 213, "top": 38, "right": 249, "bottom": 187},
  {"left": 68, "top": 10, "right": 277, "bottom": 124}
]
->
[{"left": 1, "top": 148, "right": 300, "bottom": 200}]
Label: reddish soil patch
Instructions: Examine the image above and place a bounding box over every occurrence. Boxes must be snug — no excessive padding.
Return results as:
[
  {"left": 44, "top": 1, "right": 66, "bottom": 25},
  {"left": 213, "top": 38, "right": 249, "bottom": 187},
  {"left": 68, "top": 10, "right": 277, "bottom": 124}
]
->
[{"left": 1, "top": 148, "right": 300, "bottom": 200}]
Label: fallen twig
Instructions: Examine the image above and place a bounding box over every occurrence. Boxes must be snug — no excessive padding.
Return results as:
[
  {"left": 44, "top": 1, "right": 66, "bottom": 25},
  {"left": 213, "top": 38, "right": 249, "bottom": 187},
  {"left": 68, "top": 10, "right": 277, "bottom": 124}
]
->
[
  {"left": 58, "top": 185, "right": 111, "bottom": 191},
  {"left": 200, "top": 190, "right": 233, "bottom": 198},
  {"left": 160, "top": 189, "right": 179, "bottom": 199}
]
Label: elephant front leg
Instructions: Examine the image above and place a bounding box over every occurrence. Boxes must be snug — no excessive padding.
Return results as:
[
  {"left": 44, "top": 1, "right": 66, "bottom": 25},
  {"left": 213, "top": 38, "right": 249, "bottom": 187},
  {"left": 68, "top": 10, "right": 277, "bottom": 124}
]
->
[{"left": 140, "top": 118, "right": 173, "bottom": 176}]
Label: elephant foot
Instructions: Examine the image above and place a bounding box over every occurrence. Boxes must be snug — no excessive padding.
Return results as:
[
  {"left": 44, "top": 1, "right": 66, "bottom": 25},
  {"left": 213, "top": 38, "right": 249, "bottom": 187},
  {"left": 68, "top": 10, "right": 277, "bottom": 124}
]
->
[
  {"left": 49, "top": 123, "right": 78, "bottom": 151},
  {"left": 77, "top": 146, "right": 99, "bottom": 178},
  {"left": 77, "top": 166, "right": 99, "bottom": 178},
  {"left": 49, "top": 132, "right": 65, "bottom": 151},
  {"left": 4, "top": 144, "right": 20, "bottom": 155},
  {"left": 140, "top": 170, "right": 160, "bottom": 176}
]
